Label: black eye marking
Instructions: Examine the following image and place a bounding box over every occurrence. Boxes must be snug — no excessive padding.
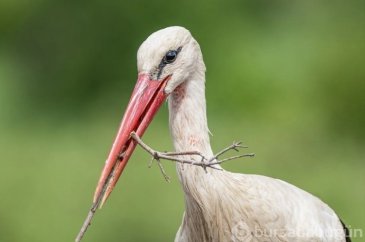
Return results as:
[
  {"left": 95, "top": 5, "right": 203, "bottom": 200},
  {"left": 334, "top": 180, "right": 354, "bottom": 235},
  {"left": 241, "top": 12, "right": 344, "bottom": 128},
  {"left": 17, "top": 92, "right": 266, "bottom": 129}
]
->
[{"left": 156, "top": 46, "right": 182, "bottom": 80}]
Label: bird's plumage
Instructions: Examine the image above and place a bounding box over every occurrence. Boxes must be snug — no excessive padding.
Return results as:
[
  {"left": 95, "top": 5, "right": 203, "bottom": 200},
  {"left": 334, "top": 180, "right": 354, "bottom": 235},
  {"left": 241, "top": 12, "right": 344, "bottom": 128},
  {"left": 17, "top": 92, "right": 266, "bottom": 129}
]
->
[
  {"left": 81, "top": 26, "right": 349, "bottom": 242},
  {"left": 137, "top": 26, "right": 349, "bottom": 242}
]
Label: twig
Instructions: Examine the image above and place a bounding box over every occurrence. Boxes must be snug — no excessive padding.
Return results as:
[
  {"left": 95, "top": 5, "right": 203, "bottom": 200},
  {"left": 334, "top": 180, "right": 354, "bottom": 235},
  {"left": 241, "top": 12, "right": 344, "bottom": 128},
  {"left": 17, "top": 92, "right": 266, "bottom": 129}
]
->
[
  {"left": 210, "top": 153, "right": 255, "bottom": 164},
  {"left": 131, "top": 132, "right": 211, "bottom": 168},
  {"left": 164, "top": 151, "right": 207, "bottom": 160},
  {"left": 207, "top": 141, "right": 247, "bottom": 162},
  {"left": 148, "top": 156, "right": 155, "bottom": 168},
  {"left": 130, "top": 132, "right": 254, "bottom": 180},
  {"left": 75, "top": 196, "right": 102, "bottom": 242},
  {"left": 155, "top": 158, "right": 171, "bottom": 182},
  {"left": 75, "top": 159, "right": 121, "bottom": 242}
]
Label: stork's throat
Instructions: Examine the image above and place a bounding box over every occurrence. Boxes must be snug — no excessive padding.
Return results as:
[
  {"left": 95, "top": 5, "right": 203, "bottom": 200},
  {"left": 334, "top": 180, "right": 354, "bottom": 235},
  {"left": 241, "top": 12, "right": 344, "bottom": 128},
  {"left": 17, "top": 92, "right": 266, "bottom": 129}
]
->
[{"left": 172, "top": 83, "right": 186, "bottom": 101}]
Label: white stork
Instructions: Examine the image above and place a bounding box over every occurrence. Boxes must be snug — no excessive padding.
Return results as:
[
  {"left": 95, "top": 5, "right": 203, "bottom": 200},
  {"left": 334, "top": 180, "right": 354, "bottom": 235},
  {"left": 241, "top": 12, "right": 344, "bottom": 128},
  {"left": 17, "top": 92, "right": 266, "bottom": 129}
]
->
[{"left": 79, "top": 26, "right": 350, "bottom": 242}]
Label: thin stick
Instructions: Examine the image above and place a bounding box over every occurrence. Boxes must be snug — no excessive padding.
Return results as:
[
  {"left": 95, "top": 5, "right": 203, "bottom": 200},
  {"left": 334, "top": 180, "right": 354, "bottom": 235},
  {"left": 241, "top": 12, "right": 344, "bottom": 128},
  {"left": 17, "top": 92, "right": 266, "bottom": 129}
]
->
[
  {"left": 164, "top": 151, "right": 206, "bottom": 160},
  {"left": 130, "top": 132, "right": 254, "bottom": 178},
  {"left": 75, "top": 200, "right": 100, "bottom": 242},
  {"left": 75, "top": 159, "right": 121, "bottom": 242},
  {"left": 155, "top": 158, "right": 171, "bottom": 182},
  {"left": 209, "top": 153, "right": 255, "bottom": 165},
  {"left": 208, "top": 141, "right": 247, "bottom": 162},
  {"left": 131, "top": 132, "right": 211, "bottom": 167},
  {"left": 148, "top": 156, "right": 154, "bottom": 168}
]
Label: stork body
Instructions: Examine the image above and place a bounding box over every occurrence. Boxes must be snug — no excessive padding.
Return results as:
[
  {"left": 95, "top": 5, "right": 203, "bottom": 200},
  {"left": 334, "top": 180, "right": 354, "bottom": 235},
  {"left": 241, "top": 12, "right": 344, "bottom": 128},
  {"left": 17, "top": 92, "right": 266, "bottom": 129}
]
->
[
  {"left": 168, "top": 70, "right": 345, "bottom": 242},
  {"left": 87, "top": 26, "right": 349, "bottom": 242}
]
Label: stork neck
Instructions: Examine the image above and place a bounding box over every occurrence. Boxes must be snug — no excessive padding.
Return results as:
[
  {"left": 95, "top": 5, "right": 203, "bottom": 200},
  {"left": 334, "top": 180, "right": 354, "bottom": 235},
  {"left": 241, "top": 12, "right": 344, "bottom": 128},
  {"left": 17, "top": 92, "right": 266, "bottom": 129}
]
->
[
  {"left": 168, "top": 73, "right": 224, "bottom": 241},
  {"left": 168, "top": 73, "right": 214, "bottom": 172}
]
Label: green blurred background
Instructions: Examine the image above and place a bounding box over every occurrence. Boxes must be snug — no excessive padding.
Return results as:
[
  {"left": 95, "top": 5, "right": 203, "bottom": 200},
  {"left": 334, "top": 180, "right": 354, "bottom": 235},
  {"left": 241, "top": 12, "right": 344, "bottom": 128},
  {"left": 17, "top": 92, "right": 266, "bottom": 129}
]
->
[{"left": 0, "top": 0, "right": 364, "bottom": 241}]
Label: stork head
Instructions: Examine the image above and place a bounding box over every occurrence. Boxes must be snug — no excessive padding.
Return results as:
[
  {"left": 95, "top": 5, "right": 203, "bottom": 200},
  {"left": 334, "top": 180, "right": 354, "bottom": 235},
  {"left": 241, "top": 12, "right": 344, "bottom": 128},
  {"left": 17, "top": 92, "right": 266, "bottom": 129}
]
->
[
  {"left": 137, "top": 26, "right": 205, "bottom": 93},
  {"left": 93, "top": 26, "right": 204, "bottom": 207}
]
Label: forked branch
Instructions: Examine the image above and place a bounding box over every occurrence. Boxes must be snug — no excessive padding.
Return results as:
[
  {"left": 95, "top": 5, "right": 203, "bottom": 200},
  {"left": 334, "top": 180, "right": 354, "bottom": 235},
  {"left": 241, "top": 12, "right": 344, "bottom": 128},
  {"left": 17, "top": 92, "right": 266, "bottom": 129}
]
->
[{"left": 130, "top": 132, "right": 254, "bottom": 180}]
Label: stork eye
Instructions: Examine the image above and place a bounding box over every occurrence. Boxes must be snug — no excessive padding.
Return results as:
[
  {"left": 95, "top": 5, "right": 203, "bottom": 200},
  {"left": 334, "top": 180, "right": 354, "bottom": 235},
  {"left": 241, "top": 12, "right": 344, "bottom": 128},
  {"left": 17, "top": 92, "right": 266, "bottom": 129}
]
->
[
  {"left": 164, "top": 50, "right": 178, "bottom": 64},
  {"left": 156, "top": 47, "right": 182, "bottom": 79}
]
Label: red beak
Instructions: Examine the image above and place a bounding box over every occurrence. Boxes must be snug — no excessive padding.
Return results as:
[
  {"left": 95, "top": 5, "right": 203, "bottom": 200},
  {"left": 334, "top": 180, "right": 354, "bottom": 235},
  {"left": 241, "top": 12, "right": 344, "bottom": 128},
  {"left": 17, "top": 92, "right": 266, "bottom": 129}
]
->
[{"left": 93, "top": 73, "right": 169, "bottom": 207}]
